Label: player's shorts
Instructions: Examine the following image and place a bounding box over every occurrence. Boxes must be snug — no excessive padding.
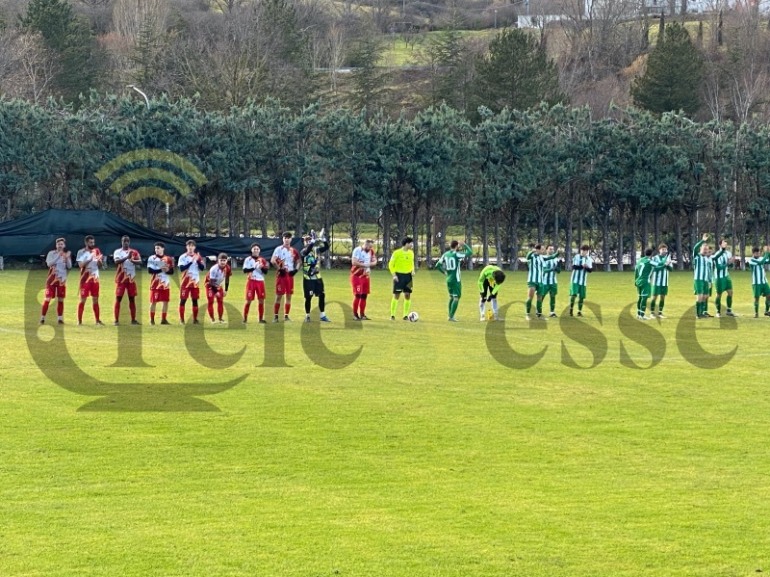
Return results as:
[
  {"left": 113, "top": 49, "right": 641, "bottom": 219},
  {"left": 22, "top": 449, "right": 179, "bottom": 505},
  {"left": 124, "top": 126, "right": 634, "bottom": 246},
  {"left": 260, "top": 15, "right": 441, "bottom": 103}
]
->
[
  {"left": 693, "top": 280, "right": 710, "bottom": 295},
  {"left": 150, "top": 287, "right": 170, "bottom": 303},
  {"left": 480, "top": 279, "right": 497, "bottom": 300},
  {"left": 45, "top": 283, "right": 66, "bottom": 299},
  {"left": 115, "top": 280, "right": 138, "bottom": 298},
  {"left": 393, "top": 272, "right": 413, "bottom": 295},
  {"left": 753, "top": 283, "right": 770, "bottom": 299},
  {"left": 275, "top": 274, "right": 294, "bottom": 296},
  {"left": 636, "top": 283, "right": 651, "bottom": 298},
  {"left": 715, "top": 277, "right": 733, "bottom": 293},
  {"left": 651, "top": 285, "right": 668, "bottom": 296},
  {"left": 544, "top": 283, "right": 557, "bottom": 296},
  {"left": 569, "top": 283, "right": 586, "bottom": 299},
  {"left": 447, "top": 280, "right": 462, "bottom": 298},
  {"left": 351, "top": 274, "right": 370, "bottom": 295},
  {"left": 527, "top": 281, "right": 539, "bottom": 290},
  {"left": 80, "top": 280, "right": 100, "bottom": 298},
  {"left": 536, "top": 283, "right": 548, "bottom": 297},
  {"left": 245, "top": 278, "right": 266, "bottom": 301},
  {"left": 207, "top": 286, "right": 225, "bottom": 300},
  {"left": 304, "top": 278, "right": 325, "bottom": 299},
  {"left": 180, "top": 285, "right": 200, "bottom": 300}
]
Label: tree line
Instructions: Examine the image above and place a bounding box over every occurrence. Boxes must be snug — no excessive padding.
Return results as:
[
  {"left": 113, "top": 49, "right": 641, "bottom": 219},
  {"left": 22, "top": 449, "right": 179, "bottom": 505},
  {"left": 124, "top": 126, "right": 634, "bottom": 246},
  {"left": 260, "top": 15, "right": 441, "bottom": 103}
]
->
[{"left": 3, "top": 95, "right": 770, "bottom": 269}]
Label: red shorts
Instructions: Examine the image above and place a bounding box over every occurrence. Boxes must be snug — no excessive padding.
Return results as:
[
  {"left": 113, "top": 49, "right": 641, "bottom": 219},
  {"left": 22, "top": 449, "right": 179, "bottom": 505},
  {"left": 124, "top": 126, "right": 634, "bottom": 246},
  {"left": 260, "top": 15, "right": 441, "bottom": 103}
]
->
[
  {"left": 351, "top": 274, "right": 370, "bottom": 295},
  {"left": 275, "top": 274, "right": 294, "bottom": 296},
  {"left": 115, "top": 281, "right": 138, "bottom": 298},
  {"left": 180, "top": 286, "right": 200, "bottom": 300},
  {"left": 207, "top": 286, "right": 225, "bottom": 301},
  {"left": 150, "top": 288, "right": 170, "bottom": 303},
  {"left": 246, "top": 279, "right": 266, "bottom": 301},
  {"left": 80, "top": 280, "right": 100, "bottom": 298},
  {"left": 45, "top": 283, "right": 66, "bottom": 299}
]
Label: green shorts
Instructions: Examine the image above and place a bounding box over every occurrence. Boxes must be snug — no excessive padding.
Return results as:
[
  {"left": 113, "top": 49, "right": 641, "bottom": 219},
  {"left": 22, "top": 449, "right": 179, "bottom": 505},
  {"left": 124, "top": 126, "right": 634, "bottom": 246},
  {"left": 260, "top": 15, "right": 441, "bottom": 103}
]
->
[
  {"left": 693, "top": 280, "right": 710, "bottom": 296},
  {"left": 570, "top": 283, "right": 586, "bottom": 299},
  {"left": 544, "top": 283, "right": 557, "bottom": 296},
  {"left": 651, "top": 285, "right": 668, "bottom": 296},
  {"left": 447, "top": 280, "right": 461, "bottom": 298},
  {"left": 753, "top": 283, "right": 770, "bottom": 299},
  {"left": 715, "top": 277, "right": 733, "bottom": 293},
  {"left": 636, "top": 283, "right": 651, "bottom": 298}
]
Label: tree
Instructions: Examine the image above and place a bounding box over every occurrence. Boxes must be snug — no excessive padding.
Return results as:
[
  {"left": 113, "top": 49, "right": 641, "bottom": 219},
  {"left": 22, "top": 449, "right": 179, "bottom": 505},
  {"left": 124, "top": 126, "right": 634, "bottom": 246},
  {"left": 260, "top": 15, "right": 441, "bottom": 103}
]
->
[
  {"left": 631, "top": 22, "right": 704, "bottom": 116},
  {"left": 471, "top": 27, "right": 566, "bottom": 118}
]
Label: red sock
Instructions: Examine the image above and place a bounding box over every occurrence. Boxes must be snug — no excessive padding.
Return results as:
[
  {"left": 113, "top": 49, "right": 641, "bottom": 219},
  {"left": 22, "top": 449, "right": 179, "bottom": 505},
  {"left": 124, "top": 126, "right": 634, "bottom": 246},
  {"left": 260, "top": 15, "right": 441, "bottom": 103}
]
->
[
  {"left": 150, "top": 311, "right": 156, "bottom": 322},
  {"left": 162, "top": 312, "right": 167, "bottom": 321},
  {"left": 258, "top": 302, "right": 264, "bottom": 320},
  {"left": 192, "top": 306, "right": 199, "bottom": 321},
  {"left": 114, "top": 302, "right": 120, "bottom": 322},
  {"left": 179, "top": 306, "right": 185, "bottom": 323},
  {"left": 217, "top": 301, "right": 224, "bottom": 320},
  {"left": 208, "top": 301, "right": 215, "bottom": 321},
  {"left": 274, "top": 302, "right": 280, "bottom": 316},
  {"left": 129, "top": 300, "right": 136, "bottom": 321},
  {"left": 243, "top": 302, "right": 251, "bottom": 320},
  {"left": 360, "top": 297, "right": 367, "bottom": 316},
  {"left": 285, "top": 303, "right": 291, "bottom": 316},
  {"left": 93, "top": 303, "right": 100, "bottom": 322},
  {"left": 57, "top": 301, "right": 64, "bottom": 316},
  {"left": 78, "top": 302, "right": 85, "bottom": 323},
  {"left": 41, "top": 300, "right": 50, "bottom": 317},
  {"left": 352, "top": 297, "right": 359, "bottom": 317}
]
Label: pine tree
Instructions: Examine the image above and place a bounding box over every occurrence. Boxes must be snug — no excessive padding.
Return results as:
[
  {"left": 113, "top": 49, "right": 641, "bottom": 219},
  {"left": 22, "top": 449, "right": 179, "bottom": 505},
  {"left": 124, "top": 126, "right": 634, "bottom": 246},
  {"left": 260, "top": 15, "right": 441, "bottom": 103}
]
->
[{"left": 631, "top": 22, "right": 704, "bottom": 116}]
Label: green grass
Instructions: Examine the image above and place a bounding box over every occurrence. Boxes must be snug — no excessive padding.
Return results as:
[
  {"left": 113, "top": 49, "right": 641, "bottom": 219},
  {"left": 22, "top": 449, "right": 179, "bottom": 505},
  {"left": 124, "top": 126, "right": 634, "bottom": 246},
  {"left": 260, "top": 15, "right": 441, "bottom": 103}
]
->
[{"left": 1, "top": 268, "right": 767, "bottom": 576}]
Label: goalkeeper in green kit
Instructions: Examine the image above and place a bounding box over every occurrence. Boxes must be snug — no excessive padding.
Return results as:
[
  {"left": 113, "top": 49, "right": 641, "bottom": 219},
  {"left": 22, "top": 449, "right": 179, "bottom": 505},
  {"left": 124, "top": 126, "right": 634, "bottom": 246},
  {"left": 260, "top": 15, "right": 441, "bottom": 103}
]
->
[
  {"left": 478, "top": 265, "right": 506, "bottom": 321},
  {"left": 435, "top": 240, "right": 473, "bottom": 322}
]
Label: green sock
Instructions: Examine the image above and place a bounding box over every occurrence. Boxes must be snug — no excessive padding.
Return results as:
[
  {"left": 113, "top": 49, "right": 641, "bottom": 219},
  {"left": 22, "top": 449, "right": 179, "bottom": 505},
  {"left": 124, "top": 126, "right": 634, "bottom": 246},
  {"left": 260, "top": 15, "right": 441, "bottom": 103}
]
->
[
  {"left": 650, "top": 299, "right": 656, "bottom": 314},
  {"left": 550, "top": 295, "right": 556, "bottom": 313},
  {"left": 390, "top": 298, "right": 398, "bottom": 317},
  {"left": 578, "top": 299, "right": 584, "bottom": 312},
  {"left": 536, "top": 299, "right": 543, "bottom": 314},
  {"left": 570, "top": 296, "right": 575, "bottom": 310},
  {"left": 755, "top": 300, "right": 759, "bottom": 315},
  {"left": 526, "top": 298, "right": 532, "bottom": 314},
  {"left": 448, "top": 298, "right": 453, "bottom": 317},
  {"left": 450, "top": 298, "right": 459, "bottom": 318},
  {"left": 727, "top": 295, "right": 733, "bottom": 310},
  {"left": 641, "top": 296, "right": 648, "bottom": 315},
  {"left": 765, "top": 298, "right": 770, "bottom": 313},
  {"left": 715, "top": 295, "right": 721, "bottom": 314},
  {"left": 403, "top": 299, "right": 412, "bottom": 317},
  {"left": 659, "top": 298, "right": 665, "bottom": 313}
]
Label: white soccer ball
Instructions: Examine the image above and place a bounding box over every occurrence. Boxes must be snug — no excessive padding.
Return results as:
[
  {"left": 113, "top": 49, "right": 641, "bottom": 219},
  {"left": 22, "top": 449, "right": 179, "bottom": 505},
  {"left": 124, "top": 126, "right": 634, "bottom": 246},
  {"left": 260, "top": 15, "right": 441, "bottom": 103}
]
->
[{"left": 408, "top": 311, "right": 419, "bottom": 322}]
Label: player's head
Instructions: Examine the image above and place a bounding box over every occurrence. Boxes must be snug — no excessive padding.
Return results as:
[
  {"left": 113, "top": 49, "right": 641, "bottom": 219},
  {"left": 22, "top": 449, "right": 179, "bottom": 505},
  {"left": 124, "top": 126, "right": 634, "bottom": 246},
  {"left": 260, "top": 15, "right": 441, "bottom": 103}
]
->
[
  {"left": 55, "top": 237, "right": 66, "bottom": 250},
  {"left": 121, "top": 235, "right": 130, "bottom": 249},
  {"left": 546, "top": 245, "right": 555, "bottom": 255},
  {"left": 282, "top": 232, "right": 292, "bottom": 247},
  {"left": 250, "top": 243, "right": 261, "bottom": 257},
  {"left": 450, "top": 240, "right": 459, "bottom": 250},
  {"left": 363, "top": 239, "right": 374, "bottom": 251},
  {"left": 753, "top": 246, "right": 761, "bottom": 257},
  {"left": 701, "top": 243, "right": 709, "bottom": 256},
  {"left": 84, "top": 235, "right": 95, "bottom": 248},
  {"left": 186, "top": 240, "right": 196, "bottom": 254},
  {"left": 154, "top": 242, "right": 165, "bottom": 256},
  {"left": 402, "top": 237, "right": 413, "bottom": 249},
  {"left": 493, "top": 270, "right": 506, "bottom": 285},
  {"left": 217, "top": 253, "right": 228, "bottom": 267},
  {"left": 645, "top": 247, "right": 654, "bottom": 257},
  {"left": 720, "top": 239, "right": 728, "bottom": 249},
  {"left": 580, "top": 244, "right": 590, "bottom": 255},
  {"left": 658, "top": 243, "right": 668, "bottom": 255},
  {"left": 302, "top": 234, "right": 312, "bottom": 246},
  {"left": 533, "top": 243, "right": 543, "bottom": 254}
]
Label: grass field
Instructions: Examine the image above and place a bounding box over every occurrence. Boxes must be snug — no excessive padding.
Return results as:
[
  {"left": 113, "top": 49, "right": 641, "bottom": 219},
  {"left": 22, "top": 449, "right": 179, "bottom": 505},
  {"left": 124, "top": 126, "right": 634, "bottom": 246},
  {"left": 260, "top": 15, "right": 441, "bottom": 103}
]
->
[{"left": 2, "top": 268, "right": 769, "bottom": 577}]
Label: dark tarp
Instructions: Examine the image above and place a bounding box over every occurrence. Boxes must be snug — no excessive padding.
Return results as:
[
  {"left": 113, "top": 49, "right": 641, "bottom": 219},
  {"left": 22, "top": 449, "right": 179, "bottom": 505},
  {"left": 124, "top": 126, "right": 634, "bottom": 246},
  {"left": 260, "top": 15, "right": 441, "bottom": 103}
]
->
[{"left": 0, "top": 209, "right": 296, "bottom": 261}]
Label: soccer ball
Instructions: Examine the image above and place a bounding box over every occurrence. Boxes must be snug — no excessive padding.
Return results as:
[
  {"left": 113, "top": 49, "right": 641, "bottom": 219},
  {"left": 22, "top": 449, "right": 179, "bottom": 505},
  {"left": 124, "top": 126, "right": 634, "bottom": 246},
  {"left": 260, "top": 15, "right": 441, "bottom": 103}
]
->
[{"left": 408, "top": 311, "right": 420, "bottom": 322}]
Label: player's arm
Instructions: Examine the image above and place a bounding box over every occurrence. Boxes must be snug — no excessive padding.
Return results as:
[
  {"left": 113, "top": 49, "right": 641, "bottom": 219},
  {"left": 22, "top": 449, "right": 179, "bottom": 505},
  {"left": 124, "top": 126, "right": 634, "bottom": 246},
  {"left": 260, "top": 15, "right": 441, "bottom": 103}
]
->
[
  {"left": 584, "top": 258, "right": 593, "bottom": 273},
  {"left": 290, "top": 249, "right": 300, "bottom": 275},
  {"left": 77, "top": 250, "right": 91, "bottom": 269},
  {"left": 477, "top": 270, "right": 488, "bottom": 294},
  {"left": 224, "top": 268, "right": 231, "bottom": 293},
  {"left": 435, "top": 255, "right": 446, "bottom": 274},
  {"left": 178, "top": 255, "right": 192, "bottom": 272},
  {"left": 388, "top": 251, "right": 397, "bottom": 276},
  {"left": 197, "top": 253, "right": 206, "bottom": 270},
  {"left": 462, "top": 243, "right": 473, "bottom": 259},
  {"left": 243, "top": 258, "right": 255, "bottom": 274},
  {"left": 692, "top": 239, "right": 705, "bottom": 259},
  {"left": 114, "top": 251, "right": 129, "bottom": 265},
  {"left": 572, "top": 257, "right": 583, "bottom": 270},
  {"left": 130, "top": 251, "right": 142, "bottom": 264},
  {"left": 147, "top": 257, "right": 162, "bottom": 275},
  {"left": 316, "top": 240, "right": 330, "bottom": 254},
  {"left": 543, "top": 251, "right": 559, "bottom": 261}
]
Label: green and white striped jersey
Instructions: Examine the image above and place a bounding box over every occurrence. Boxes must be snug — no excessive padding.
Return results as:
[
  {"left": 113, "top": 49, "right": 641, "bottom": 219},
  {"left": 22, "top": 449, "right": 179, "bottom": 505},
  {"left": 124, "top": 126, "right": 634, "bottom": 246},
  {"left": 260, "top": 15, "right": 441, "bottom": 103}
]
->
[
  {"left": 526, "top": 250, "right": 558, "bottom": 284},
  {"left": 749, "top": 253, "right": 770, "bottom": 285},
  {"left": 542, "top": 258, "right": 559, "bottom": 285},
  {"left": 713, "top": 250, "right": 732, "bottom": 280},
  {"left": 692, "top": 240, "right": 713, "bottom": 283},
  {"left": 650, "top": 254, "right": 672, "bottom": 287},
  {"left": 570, "top": 254, "right": 593, "bottom": 286}
]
